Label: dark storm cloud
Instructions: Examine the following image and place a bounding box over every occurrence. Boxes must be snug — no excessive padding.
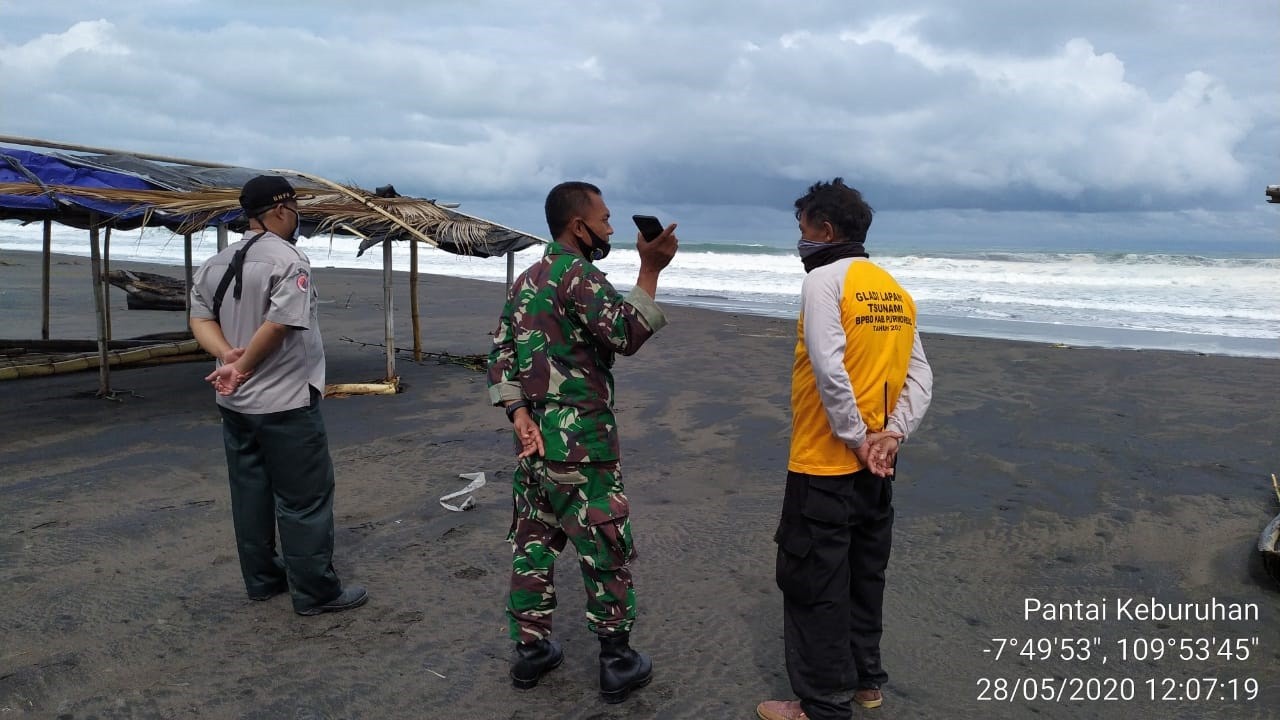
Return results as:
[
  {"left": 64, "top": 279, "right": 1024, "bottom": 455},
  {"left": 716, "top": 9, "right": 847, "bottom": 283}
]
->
[{"left": 1, "top": 1, "right": 1275, "bottom": 231}]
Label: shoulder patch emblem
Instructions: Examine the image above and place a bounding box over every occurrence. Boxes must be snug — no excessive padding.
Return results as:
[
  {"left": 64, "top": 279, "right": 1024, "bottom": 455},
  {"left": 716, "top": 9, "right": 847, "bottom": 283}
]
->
[{"left": 296, "top": 272, "right": 310, "bottom": 291}]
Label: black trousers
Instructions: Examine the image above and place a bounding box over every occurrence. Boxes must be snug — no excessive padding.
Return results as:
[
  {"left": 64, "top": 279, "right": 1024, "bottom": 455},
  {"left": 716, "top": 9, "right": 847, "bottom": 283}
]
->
[
  {"left": 218, "top": 387, "right": 341, "bottom": 612},
  {"left": 774, "top": 469, "right": 894, "bottom": 720}
]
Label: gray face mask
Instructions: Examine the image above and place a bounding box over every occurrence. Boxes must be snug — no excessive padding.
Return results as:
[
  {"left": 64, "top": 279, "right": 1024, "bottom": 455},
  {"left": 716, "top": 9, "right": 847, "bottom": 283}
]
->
[
  {"left": 797, "top": 238, "right": 828, "bottom": 258},
  {"left": 285, "top": 206, "right": 302, "bottom": 243}
]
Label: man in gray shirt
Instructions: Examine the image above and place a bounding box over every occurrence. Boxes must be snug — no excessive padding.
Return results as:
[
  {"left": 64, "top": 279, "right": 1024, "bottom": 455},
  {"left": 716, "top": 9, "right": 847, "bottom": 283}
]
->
[{"left": 189, "top": 175, "right": 367, "bottom": 616}]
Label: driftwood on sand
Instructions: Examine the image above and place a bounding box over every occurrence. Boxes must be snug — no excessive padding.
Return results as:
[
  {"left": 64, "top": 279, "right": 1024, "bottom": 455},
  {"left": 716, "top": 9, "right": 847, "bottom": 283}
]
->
[
  {"left": 324, "top": 378, "right": 401, "bottom": 397},
  {"left": 107, "top": 269, "right": 188, "bottom": 311}
]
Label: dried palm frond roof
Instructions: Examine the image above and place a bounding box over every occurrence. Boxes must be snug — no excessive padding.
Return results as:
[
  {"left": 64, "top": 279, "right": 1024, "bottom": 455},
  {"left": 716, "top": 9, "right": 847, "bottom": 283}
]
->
[
  {"left": 0, "top": 180, "right": 520, "bottom": 256},
  {"left": 0, "top": 142, "right": 544, "bottom": 258}
]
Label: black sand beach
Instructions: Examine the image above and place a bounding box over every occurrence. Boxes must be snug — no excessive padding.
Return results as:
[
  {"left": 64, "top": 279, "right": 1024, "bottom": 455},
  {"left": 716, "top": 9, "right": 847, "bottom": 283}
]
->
[{"left": 1, "top": 250, "right": 1278, "bottom": 719}]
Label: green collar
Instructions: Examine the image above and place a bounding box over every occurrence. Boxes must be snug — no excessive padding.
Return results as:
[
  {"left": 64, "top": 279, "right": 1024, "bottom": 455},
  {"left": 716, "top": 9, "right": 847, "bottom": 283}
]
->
[{"left": 545, "top": 240, "right": 582, "bottom": 259}]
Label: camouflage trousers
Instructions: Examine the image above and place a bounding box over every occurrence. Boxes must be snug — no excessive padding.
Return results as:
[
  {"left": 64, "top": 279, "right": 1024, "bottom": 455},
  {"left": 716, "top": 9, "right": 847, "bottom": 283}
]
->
[{"left": 507, "top": 456, "right": 637, "bottom": 643}]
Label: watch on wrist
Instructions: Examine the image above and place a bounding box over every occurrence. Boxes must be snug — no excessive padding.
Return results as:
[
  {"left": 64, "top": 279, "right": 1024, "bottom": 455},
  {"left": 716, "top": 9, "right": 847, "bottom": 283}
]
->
[{"left": 505, "top": 400, "right": 530, "bottom": 422}]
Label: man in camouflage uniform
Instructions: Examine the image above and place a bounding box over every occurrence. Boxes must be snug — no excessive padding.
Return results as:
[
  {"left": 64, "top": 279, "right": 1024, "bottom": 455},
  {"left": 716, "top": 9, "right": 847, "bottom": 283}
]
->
[{"left": 487, "top": 181, "right": 678, "bottom": 703}]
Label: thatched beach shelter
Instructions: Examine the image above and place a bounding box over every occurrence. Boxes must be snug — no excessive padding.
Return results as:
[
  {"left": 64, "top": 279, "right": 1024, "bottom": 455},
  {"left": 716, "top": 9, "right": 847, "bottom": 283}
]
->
[{"left": 0, "top": 134, "right": 543, "bottom": 397}]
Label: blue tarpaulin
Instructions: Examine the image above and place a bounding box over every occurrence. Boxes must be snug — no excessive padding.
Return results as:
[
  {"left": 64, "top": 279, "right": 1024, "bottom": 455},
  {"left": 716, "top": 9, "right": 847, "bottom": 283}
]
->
[
  {"left": 0, "top": 143, "right": 544, "bottom": 255},
  {"left": 0, "top": 147, "right": 161, "bottom": 227}
]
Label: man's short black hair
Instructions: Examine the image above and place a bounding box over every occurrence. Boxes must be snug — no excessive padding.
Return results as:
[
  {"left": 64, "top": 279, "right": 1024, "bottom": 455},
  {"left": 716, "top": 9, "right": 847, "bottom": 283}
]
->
[
  {"left": 794, "top": 177, "right": 874, "bottom": 244},
  {"left": 545, "top": 181, "right": 602, "bottom": 239}
]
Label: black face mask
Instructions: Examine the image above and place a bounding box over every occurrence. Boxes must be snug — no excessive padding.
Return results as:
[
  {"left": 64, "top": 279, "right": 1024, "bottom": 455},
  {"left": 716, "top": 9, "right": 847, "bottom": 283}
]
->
[{"left": 576, "top": 220, "right": 611, "bottom": 262}]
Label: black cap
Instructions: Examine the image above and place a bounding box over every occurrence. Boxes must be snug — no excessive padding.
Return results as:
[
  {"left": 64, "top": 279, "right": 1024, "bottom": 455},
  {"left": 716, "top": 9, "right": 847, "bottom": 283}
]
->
[{"left": 239, "top": 175, "right": 297, "bottom": 217}]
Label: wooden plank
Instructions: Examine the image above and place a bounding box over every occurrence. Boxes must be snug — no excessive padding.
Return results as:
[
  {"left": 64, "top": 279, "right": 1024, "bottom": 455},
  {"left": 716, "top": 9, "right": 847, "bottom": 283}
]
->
[
  {"left": 41, "top": 220, "right": 51, "bottom": 340},
  {"left": 87, "top": 215, "right": 111, "bottom": 396},
  {"left": 410, "top": 238, "right": 422, "bottom": 361},
  {"left": 383, "top": 238, "right": 395, "bottom": 381},
  {"left": 184, "top": 233, "right": 193, "bottom": 329},
  {"left": 103, "top": 226, "right": 112, "bottom": 342}
]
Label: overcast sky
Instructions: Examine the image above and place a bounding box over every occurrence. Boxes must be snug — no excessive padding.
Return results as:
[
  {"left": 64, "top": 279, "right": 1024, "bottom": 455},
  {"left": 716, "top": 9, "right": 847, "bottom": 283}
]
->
[{"left": 2, "top": 1, "right": 1277, "bottom": 249}]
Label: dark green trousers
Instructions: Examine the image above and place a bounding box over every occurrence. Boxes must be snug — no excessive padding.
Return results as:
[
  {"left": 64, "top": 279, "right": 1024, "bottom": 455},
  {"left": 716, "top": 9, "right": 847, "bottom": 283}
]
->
[{"left": 218, "top": 387, "right": 341, "bottom": 612}]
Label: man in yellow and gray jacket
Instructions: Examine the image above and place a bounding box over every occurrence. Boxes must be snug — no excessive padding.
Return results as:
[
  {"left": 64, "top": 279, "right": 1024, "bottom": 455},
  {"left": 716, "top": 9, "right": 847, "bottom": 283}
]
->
[{"left": 758, "top": 178, "right": 933, "bottom": 720}]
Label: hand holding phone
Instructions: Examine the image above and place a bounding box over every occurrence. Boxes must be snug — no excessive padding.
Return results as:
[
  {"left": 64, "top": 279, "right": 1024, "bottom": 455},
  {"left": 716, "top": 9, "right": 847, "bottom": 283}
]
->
[
  {"left": 630, "top": 215, "right": 677, "bottom": 288},
  {"left": 632, "top": 214, "right": 665, "bottom": 242}
]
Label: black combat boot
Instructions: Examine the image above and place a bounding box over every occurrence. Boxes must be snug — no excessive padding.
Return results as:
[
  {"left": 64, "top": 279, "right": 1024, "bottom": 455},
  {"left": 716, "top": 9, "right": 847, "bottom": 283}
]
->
[
  {"left": 510, "top": 638, "right": 563, "bottom": 689},
  {"left": 598, "top": 632, "right": 653, "bottom": 704}
]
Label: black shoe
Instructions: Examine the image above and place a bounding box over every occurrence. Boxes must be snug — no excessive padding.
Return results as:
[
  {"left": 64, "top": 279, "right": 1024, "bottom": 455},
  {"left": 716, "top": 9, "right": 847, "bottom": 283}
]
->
[
  {"left": 599, "top": 632, "right": 652, "bottom": 704},
  {"left": 510, "top": 639, "right": 563, "bottom": 689},
  {"left": 295, "top": 586, "right": 368, "bottom": 616}
]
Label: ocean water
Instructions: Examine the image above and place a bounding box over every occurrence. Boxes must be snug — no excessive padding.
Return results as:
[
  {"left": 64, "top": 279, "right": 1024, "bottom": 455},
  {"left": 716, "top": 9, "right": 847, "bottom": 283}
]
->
[{"left": 2, "top": 220, "right": 1277, "bottom": 358}]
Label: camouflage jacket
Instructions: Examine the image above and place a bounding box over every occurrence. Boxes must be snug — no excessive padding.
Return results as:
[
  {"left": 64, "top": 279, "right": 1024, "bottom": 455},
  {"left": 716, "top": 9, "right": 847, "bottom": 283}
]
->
[{"left": 487, "top": 242, "right": 667, "bottom": 462}]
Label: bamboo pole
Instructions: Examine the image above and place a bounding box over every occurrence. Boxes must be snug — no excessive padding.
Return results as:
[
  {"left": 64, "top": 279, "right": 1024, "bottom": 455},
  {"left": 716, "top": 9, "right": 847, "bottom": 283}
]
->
[
  {"left": 278, "top": 170, "right": 440, "bottom": 248},
  {"left": 216, "top": 223, "right": 228, "bottom": 252},
  {"left": 184, "top": 233, "right": 193, "bottom": 329},
  {"left": 103, "top": 226, "right": 112, "bottom": 342},
  {"left": 0, "top": 338, "right": 191, "bottom": 351},
  {"left": 0, "top": 340, "right": 206, "bottom": 381},
  {"left": 87, "top": 214, "right": 111, "bottom": 396},
  {"left": 41, "top": 220, "right": 51, "bottom": 340},
  {"left": 506, "top": 251, "right": 515, "bottom": 291},
  {"left": 383, "top": 238, "right": 395, "bottom": 381},
  {"left": 410, "top": 238, "right": 422, "bottom": 361},
  {"left": 0, "top": 134, "right": 234, "bottom": 168},
  {"left": 127, "top": 353, "right": 210, "bottom": 368}
]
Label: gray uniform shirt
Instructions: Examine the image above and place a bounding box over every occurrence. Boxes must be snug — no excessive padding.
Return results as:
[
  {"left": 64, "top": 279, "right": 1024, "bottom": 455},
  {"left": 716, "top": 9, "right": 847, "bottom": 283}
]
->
[{"left": 189, "top": 231, "right": 325, "bottom": 414}]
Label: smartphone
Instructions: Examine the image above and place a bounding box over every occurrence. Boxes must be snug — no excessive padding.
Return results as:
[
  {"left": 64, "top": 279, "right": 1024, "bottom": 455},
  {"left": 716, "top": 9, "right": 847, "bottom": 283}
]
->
[{"left": 632, "top": 214, "right": 665, "bottom": 242}]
